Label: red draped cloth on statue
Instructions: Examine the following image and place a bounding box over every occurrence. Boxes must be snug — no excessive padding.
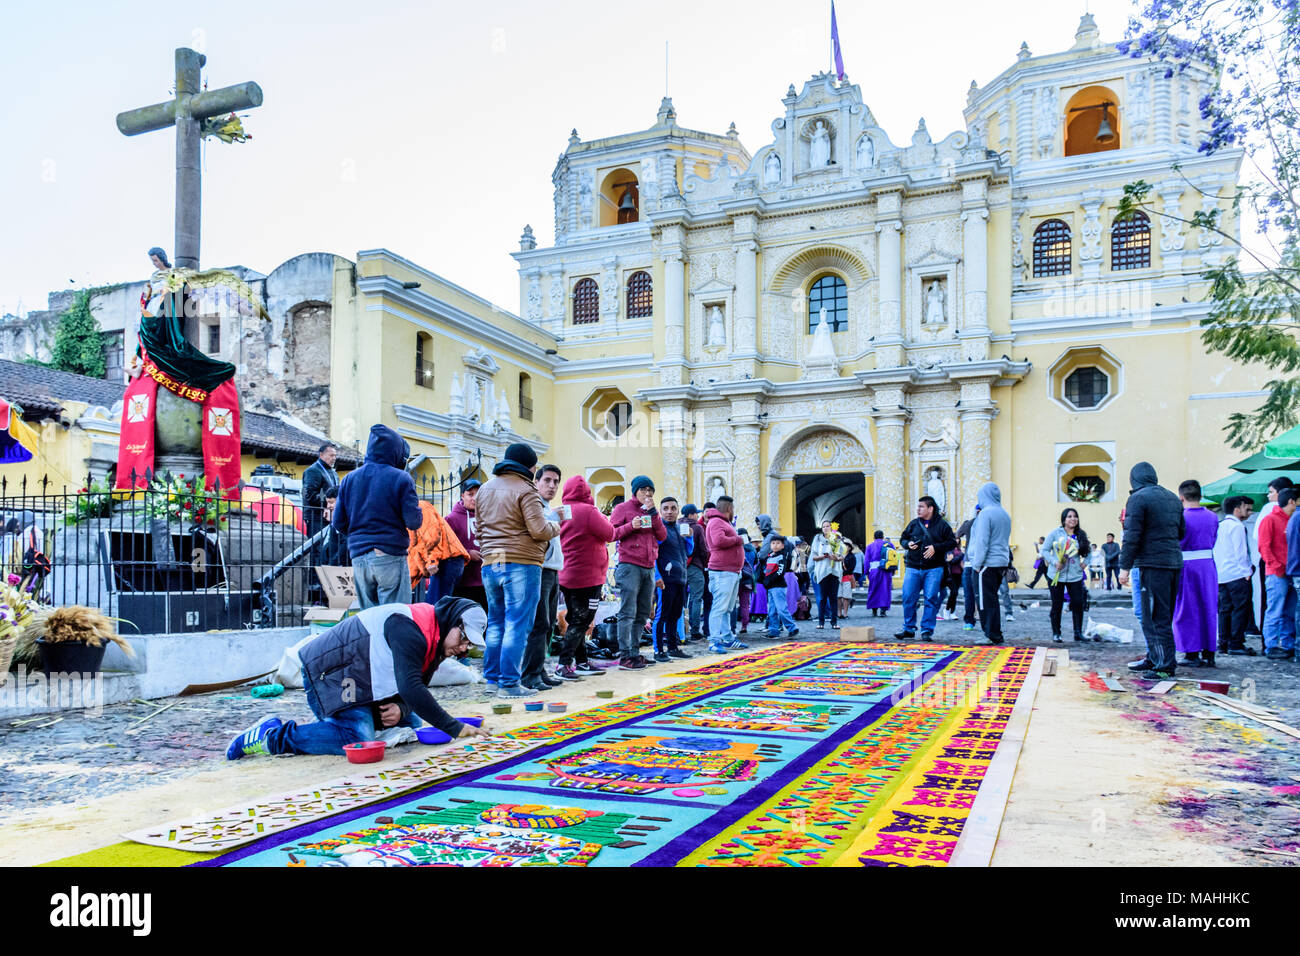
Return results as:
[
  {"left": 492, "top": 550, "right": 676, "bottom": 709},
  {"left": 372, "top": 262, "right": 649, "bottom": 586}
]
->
[{"left": 116, "top": 349, "right": 242, "bottom": 498}]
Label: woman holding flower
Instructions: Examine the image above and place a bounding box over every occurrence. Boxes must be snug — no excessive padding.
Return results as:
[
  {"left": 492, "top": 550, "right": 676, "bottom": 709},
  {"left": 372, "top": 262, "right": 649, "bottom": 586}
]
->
[{"left": 1040, "top": 508, "right": 1092, "bottom": 643}]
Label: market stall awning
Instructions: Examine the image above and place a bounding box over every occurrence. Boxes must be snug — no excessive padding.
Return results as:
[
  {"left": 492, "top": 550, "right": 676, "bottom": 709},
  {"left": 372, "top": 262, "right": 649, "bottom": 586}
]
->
[
  {"left": 1202, "top": 468, "right": 1300, "bottom": 507},
  {"left": 0, "top": 397, "right": 38, "bottom": 464},
  {"left": 1229, "top": 449, "right": 1300, "bottom": 473},
  {"left": 1264, "top": 422, "right": 1300, "bottom": 460}
]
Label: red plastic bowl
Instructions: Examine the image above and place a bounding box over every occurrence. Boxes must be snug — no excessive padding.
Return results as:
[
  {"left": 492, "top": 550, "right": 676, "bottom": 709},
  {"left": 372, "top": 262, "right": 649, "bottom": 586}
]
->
[
  {"left": 1199, "top": 680, "right": 1230, "bottom": 695},
  {"left": 343, "top": 740, "right": 386, "bottom": 763}
]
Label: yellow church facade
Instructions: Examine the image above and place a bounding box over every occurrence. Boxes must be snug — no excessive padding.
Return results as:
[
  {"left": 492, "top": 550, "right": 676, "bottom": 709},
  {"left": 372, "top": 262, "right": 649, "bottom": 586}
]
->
[{"left": 2, "top": 14, "right": 1256, "bottom": 565}]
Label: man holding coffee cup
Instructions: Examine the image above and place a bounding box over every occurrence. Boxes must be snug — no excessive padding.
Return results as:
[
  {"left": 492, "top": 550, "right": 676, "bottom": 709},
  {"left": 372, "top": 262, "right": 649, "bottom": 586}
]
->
[
  {"left": 611, "top": 475, "right": 667, "bottom": 670},
  {"left": 653, "top": 496, "right": 692, "bottom": 661}
]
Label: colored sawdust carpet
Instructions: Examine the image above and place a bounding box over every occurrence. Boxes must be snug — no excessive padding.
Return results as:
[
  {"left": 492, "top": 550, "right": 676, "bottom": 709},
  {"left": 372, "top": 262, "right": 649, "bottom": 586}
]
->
[{"left": 60, "top": 642, "right": 1038, "bottom": 867}]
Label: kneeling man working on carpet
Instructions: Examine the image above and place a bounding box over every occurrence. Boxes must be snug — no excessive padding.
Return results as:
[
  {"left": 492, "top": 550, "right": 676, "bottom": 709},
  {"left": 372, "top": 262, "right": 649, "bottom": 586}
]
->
[{"left": 228, "top": 597, "right": 490, "bottom": 758}]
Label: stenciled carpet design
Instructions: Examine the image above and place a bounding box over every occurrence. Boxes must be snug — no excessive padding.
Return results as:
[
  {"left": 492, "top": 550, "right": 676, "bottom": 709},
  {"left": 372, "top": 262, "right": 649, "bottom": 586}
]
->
[{"left": 174, "top": 642, "right": 1040, "bottom": 868}]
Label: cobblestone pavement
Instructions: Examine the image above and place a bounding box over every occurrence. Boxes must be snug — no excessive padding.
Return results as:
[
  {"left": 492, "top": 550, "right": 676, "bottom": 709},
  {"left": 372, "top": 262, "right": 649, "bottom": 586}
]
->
[{"left": 4, "top": 589, "right": 1299, "bottom": 827}]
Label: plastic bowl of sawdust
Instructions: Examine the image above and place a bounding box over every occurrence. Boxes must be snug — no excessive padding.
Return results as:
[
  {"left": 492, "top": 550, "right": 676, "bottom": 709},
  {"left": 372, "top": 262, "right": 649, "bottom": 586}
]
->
[
  {"left": 415, "top": 727, "right": 453, "bottom": 745},
  {"left": 523, "top": 701, "right": 544, "bottom": 711},
  {"left": 458, "top": 716, "right": 484, "bottom": 727},
  {"left": 548, "top": 702, "right": 568, "bottom": 713},
  {"left": 492, "top": 703, "right": 513, "bottom": 715},
  {"left": 1199, "top": 679, "right": 1230, "bottom": 694},
  {"left": 343, "top": 740, "right": 386, "bottom": 763},
  {"left": 595, "top": 690, "right": 615, "bottom": 699}
]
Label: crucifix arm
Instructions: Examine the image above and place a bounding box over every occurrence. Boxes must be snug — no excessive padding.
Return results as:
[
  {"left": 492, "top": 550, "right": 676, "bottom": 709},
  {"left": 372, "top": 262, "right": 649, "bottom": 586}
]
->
[{"left": 116, "top": 82, "right": 262, "bottom": 136}]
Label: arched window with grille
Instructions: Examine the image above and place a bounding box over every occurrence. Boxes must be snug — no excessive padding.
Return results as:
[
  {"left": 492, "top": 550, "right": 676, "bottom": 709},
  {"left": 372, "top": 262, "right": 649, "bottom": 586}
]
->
[
  {"left": 1032, "top": 219, "right": 1072, "bottom": 277},
  {"left": 1111, "top": 211, "right": 1151, "bottom": 270},
  {"left": 626, "top": 270, "right": 653, "bottom": 318},
  {"left": 415, "top": 332, "right": 434, "bottom": 389},
  {"left": 572, "top": 278, "right": 599, "bottom": 325},
  {"left": 807, "top": 273, "right": 848, "bottom": 333},
  {"left": 518, "top": 373, "right": 533, "bottom": 421}
]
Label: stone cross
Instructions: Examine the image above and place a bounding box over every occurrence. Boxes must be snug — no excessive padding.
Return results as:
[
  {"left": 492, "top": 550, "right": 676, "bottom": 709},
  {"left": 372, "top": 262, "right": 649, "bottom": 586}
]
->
[{"left": 116, "top": 48, "right": 263, "bottom": 275}]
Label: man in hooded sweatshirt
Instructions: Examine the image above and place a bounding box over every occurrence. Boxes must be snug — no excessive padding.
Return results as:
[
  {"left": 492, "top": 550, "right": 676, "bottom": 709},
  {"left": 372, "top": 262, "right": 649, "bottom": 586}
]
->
[
  {"left": 226, "top": 597, "right": 490, "bottom": 758},
  {"left": 474, "top": 443, "right": 561, "bottom": 697},
  {"left": 1120, "top": 462, "right": 1186, "bottom": 679},
  {"left": 446, "top": 479, "right": 484, "bottom": 609},
  {"left": 610, "top": 476, "right": 667, "bottom": 670},
  {"left": 332, "top": 424, "right": 423, "bottom": 608},
  {"left": 557, "top": 475, "right": 615, "bottom": 680},
  {"left": 964, "top": 482, "right": 1012, "bottom": 645}
]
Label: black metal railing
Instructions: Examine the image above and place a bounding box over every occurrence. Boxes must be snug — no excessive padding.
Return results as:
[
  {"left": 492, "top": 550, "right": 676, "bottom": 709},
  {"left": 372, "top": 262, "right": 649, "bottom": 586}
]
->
[{"left": 1, "top": 453, "right": 482, "bottom": 635}]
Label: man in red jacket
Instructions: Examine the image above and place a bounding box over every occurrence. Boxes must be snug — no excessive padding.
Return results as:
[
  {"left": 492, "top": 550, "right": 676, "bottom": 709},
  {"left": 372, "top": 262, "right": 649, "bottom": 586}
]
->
[
  {"left": 556, "top": 475, "right": 614, "bottom": 680},
  {"left": 1259, "top": 488, "right": 1298, "bottom": 658},
  {"left": 705, "top": 495, "right": 746, "bottom": 653},
  {"left": 610, "top": 476, "right": 666, "bottom": 670}
]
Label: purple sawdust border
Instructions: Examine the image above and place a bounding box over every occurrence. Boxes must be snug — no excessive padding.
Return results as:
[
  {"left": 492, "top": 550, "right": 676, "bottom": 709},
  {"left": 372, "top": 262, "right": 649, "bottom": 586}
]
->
[{"left": 195, "top": 646, "right": 959, "bottom": 867}]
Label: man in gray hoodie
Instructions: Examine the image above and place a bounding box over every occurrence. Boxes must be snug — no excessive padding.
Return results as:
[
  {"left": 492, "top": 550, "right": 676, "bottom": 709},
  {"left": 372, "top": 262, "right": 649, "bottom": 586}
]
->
[{"left": 964, "top": 482, "right": 1012, "bottom": 645}]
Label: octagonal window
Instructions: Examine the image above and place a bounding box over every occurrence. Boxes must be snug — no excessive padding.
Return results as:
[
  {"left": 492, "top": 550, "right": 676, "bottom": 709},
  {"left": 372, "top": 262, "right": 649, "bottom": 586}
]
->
[{"left": 1064, "top": 367, "right": 1108, "bottom": 409}]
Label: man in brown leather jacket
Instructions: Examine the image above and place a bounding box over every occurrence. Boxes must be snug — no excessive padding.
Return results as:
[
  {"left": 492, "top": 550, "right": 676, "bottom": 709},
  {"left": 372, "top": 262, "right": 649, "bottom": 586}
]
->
[{"left": 473, "top": 443, "right": 560, "bottom": 698}]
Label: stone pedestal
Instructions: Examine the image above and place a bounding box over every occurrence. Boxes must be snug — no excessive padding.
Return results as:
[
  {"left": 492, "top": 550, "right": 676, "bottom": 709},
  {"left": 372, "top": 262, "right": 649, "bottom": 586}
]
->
[{"left": 153, "top": 387, "right": 205, "bottom": 481}]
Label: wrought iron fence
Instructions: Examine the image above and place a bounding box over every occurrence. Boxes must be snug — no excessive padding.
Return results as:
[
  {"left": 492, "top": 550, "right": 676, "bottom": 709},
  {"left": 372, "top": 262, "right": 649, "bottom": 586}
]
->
[{"left": 0, "top": 452, "right": 481, "bottom": 635}]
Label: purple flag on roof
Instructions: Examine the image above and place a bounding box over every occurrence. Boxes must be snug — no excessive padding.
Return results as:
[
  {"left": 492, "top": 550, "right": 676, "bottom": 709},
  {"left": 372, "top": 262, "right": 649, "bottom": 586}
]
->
[{"left": 831, "top": 1, "right": 845, "bottom": 81}]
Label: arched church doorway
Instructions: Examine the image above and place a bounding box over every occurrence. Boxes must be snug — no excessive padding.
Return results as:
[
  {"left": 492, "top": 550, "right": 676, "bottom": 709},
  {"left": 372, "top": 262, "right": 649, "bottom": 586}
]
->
[
  {"left": 795, "top": 473, "right": 865, "bottom": 547},
  {"left": 769, "top": 428, "right": 873, "bottom": 549}
]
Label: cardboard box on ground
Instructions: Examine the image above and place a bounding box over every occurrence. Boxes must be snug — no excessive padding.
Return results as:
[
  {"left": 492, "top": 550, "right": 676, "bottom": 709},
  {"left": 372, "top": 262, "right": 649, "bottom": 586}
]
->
[{"left": 303, "top": 566, "right": 361, "bottom": 625}]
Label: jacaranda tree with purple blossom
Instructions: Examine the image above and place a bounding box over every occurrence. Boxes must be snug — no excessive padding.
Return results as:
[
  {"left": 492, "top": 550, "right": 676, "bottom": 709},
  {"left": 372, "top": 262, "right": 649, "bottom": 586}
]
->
[{"left": 1116, "top": 0, "right": 1300, "bottom": 450}]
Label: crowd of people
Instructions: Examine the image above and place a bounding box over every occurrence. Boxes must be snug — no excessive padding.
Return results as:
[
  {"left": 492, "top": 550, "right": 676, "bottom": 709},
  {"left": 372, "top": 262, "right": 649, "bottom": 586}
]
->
[{"left": 224, "top": 429, "right": 1294, "bottom": 759}]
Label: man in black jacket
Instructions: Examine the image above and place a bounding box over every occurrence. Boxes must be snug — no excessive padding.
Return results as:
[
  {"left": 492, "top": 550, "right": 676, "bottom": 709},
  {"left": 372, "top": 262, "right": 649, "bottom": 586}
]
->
[
  {"left": 1119, "top": 462, "right": 1185, "bottom": 678},
  {"left": 654, "top": 497, "right": 692, "bottom": 661},
  {"left": 303, "top": 442, "right": 342, "bottom": 585},
  {"left": 896, "top": 496, "right": 958, "bottom": 641},
  {"left": 682, "top": 504, "right": 710, "bottom": 642},
  {"left": 226, "top": 597, "right": 489, "bottom": 758}
]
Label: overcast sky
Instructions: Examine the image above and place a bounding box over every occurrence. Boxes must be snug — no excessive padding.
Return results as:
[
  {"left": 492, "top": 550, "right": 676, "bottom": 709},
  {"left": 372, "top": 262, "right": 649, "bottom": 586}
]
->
[{"left": 1, "top": 0, "right": 1142, "bottom": 319}]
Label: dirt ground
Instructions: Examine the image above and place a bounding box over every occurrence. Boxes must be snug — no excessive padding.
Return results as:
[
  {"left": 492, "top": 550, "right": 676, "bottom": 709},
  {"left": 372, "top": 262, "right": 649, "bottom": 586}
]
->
[{"left": 2, "top": 590, "right": 1298, "bottom": 867}]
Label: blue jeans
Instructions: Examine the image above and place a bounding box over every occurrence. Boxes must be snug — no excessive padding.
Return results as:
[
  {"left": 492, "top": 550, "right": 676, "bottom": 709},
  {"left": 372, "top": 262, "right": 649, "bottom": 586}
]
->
[
  {"left": 1264, "top": 574, "right": 1297, "bottom": 651},
  {"left": 270, "top": 666, "right": 420, "bottom": 756},
  {"left": 765, "top": 586, "right": 798, "bottom": 636},
  {"left": 425, "top": 556, "right": 465, "bottom": 605},
  {"left": 352, "top": 550, "right": 411, "bottom": 609},
  {"left": 708, "top": 569, "right": 740, "bottom": 645},
  {"left": 1130, "top": 566, "right": 1142, "bottom": 622},
  {"left": 482, "top": 562, "right": 542, "bottom": 687},
  {"left": 962, "top": 566, "right": 978, "bottom": 624},
  {"left": 901, "top": 566, "right": 944, "bottom": 635}
]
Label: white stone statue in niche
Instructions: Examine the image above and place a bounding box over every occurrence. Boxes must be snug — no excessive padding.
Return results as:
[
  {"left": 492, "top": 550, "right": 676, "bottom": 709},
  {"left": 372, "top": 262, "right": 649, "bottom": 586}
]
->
[
  {"left": 809, "top": 121, "right": 831, "bottom": 167},
  {"left": 924, "top": 279, "right": 947, "bottom": 326},
  {"left": 709, "top": 476, "right": 726, "bottom": 502},
  {"left": 707, "top": 304, "right": 727, "bottom": 348},
  {"left": 857, "top": 135, "right": 874, "bottom": 168},
  {"left": 925, "top": 466, "right": 947, "bottom": 515},
  {"left": 764, "top": 151, "right": 782, "bottom": 186}
]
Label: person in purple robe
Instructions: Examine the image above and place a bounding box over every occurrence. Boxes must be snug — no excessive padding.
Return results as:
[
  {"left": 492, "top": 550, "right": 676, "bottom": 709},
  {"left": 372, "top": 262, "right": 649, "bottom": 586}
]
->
[
  {"left": 1173, "top": 479, "right": 1219, "bottom": 668},
  {"left": 864, "top": 529, "right": 894, "bottom": 616}
]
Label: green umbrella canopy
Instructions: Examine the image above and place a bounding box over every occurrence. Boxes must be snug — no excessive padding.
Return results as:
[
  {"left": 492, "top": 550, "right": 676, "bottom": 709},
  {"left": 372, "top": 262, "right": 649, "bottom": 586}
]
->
[
  {"left": 1264, "top": 422, "right": 1300, "bottom": 459},
  {"left": 1230, "top": 449, "right": 1300, "bottom": 473},
  {"left": 1202, "top": 468, "right": 1300, "bottom": 508}
]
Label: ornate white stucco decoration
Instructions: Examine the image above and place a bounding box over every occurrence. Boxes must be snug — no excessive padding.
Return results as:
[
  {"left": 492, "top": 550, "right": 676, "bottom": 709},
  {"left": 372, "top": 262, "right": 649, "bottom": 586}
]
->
[
  {"left": 462, "top": 348, "right": 501, "bottom": 377},
  {"left": 782, "top": 431, "right": 872, "bottom": 472}
]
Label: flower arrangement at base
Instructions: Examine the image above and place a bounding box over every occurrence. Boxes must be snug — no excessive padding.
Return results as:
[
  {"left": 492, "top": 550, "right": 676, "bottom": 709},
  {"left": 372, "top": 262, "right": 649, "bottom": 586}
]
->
[{"left": 145, "top": 472, "right": 230, "bottom": 528}]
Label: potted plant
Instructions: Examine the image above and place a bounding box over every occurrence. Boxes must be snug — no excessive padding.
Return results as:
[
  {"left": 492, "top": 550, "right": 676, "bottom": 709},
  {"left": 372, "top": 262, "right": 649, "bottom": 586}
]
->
[{"left": 26, "top": 605, "right": 134, "bottom": 678}]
